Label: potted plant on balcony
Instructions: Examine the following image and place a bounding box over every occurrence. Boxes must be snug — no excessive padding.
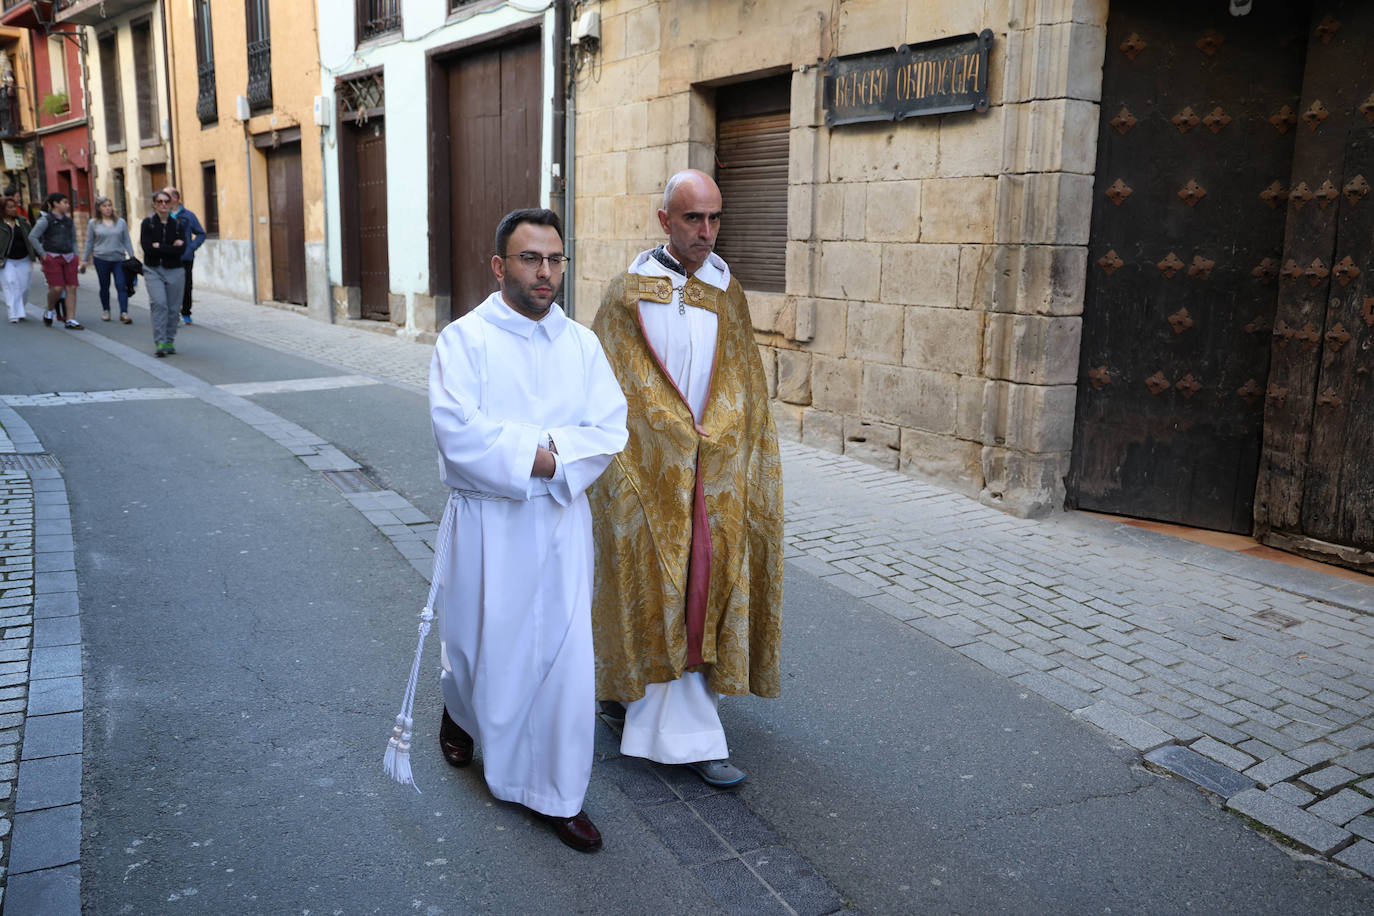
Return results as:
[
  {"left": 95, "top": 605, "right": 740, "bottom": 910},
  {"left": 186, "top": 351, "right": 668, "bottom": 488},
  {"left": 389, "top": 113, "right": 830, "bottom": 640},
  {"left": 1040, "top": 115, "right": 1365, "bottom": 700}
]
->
[{"left": 40, "top": 92, "right": 69, "bottom": 117}]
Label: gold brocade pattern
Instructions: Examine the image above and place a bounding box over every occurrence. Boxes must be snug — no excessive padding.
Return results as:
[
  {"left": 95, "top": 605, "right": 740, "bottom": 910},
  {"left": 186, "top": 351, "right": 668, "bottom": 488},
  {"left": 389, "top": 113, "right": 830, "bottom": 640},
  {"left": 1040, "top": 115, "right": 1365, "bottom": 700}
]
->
[{"left": 589, "top": 272, "right": 784, "bottom": 701}]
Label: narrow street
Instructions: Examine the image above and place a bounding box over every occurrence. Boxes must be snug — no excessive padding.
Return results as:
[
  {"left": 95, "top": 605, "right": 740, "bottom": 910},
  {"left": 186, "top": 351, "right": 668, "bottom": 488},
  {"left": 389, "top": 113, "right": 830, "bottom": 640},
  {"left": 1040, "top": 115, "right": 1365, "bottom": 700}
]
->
[{"left": 0, "top": 274, "right": 1372, "bottom": 914}]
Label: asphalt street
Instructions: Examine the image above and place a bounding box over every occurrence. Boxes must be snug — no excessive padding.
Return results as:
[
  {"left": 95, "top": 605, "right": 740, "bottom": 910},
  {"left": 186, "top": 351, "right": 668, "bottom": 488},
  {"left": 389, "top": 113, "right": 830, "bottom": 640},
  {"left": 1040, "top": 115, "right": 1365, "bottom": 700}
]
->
[{"left": 0, "top": 282, "right": 1372, "bottom": 913}]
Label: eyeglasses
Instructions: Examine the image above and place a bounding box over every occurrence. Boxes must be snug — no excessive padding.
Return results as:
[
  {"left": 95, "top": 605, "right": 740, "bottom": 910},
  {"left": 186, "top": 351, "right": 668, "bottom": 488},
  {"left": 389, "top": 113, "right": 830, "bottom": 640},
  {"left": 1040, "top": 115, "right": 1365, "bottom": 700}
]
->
[
  {"left": 153, "top": 197, "right": 170, "bottom": 204},
  {"left": 508, "top": 252, "right": 569, "bottom": 270}
]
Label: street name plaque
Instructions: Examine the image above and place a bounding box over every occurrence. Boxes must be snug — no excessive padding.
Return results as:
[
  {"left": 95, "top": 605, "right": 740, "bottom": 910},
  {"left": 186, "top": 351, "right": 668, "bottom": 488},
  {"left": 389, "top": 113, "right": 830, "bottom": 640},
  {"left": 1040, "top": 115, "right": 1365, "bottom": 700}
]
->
[{"left": 823, "top": 29, "right": 994, "bottom": 127}]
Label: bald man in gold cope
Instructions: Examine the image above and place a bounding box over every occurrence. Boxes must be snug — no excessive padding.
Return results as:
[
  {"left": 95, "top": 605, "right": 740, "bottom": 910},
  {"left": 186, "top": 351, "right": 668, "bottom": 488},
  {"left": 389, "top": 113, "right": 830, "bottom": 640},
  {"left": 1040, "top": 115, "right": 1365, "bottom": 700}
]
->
[{"left": 589, "top": 169, "right": 784, "bottom": 788}]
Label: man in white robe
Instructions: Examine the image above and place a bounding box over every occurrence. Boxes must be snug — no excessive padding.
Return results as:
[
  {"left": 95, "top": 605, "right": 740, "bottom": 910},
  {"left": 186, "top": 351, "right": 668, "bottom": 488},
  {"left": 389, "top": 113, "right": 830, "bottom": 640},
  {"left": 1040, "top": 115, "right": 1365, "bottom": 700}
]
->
[{"left": 429, "top": 208, "right": 627, "bottom": 851}]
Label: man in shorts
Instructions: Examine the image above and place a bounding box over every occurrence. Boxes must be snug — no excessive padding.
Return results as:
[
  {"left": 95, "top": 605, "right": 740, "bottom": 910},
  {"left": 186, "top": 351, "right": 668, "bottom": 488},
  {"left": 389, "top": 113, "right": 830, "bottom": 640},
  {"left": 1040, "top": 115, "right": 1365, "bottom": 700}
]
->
[{"left": 28, "top": 192, "right": 82, "bottom": 329}]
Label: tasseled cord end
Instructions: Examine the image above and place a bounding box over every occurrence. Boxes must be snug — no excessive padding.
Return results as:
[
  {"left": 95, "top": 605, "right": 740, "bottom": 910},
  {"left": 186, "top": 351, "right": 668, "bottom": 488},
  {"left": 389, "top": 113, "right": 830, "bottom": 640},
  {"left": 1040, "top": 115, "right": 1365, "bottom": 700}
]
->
[
  {"left": 383, "top": 713, "right": 415, "bottom": 787},
  {"left": 383, "top": 606, "right": 434, "bottom": 792}
]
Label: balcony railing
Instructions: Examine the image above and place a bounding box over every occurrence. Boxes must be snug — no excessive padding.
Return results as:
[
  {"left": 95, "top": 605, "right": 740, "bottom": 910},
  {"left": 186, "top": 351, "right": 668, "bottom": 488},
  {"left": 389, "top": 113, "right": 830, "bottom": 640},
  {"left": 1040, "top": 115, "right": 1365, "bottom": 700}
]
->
[
  {"left": 358, "top": 0, "right": 400, "bottom": 42},
  {"left": 246, "top": 37, "right": 271, "bottom": 112},
  {"left": 196, "top": 60, "right": 217, "bottom": 124}
]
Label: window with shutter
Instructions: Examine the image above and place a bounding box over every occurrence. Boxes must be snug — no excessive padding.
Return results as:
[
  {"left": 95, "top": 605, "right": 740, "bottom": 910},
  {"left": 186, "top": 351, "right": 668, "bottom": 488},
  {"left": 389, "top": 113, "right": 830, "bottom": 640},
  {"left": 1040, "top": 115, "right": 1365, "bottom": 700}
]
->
[
  {"left": 112, "top": 168, "right": 126, "bottom": 219},
  {"left": 131, "top": 18, "right": 158, "bottom": 144},
  {"left": 714, "top": 75, "right": 790, "bottom": 293},
  {"left": 97, "top": 33, "right": 123, "bottom": 148},
  {"left": 202, "top": 162, "right": 219, "bottom": 236}
]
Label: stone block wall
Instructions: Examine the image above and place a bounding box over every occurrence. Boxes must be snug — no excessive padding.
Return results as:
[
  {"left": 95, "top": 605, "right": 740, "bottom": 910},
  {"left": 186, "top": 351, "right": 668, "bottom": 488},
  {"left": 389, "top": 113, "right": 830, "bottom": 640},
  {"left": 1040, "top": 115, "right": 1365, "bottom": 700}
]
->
[{"left": 573, "top": 0, "right": 1110, "bottom": 516}]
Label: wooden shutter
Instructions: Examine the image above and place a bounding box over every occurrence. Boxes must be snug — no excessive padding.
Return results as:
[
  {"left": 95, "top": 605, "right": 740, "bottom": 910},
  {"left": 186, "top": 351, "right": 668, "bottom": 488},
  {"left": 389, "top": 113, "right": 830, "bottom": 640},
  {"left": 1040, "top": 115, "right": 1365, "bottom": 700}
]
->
[
  {"left": 131, "top": 20, "right": 157, "bottom": 143},
  {"left": 714, "top": 75, "right": 790, "bottom": 293},
  {"left": 97, "top": 34, "right": 122, "bottom": 147}
]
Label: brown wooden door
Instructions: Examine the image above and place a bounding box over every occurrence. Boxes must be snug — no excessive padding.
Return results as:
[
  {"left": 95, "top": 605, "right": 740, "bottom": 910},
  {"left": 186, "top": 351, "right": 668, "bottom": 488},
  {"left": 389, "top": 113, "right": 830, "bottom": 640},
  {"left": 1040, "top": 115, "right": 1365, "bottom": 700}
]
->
[
  {"left": 1255, "top": 3, "right": 1374, "bottom": 569},
  {"left": 445, "top": 36, "right": 541, "bottom": 320},
  {"left": 266, "top": 142, "right": 307, "bottom": 305},
  {"left": 354, "top": 119, "right": 390, "bottom": 320},
  {"left": 1067, "top": 1, "right": 1310, "bottom": 532},
  {"left": 143, "top": 164, "right": 166, "bottom": 202}
]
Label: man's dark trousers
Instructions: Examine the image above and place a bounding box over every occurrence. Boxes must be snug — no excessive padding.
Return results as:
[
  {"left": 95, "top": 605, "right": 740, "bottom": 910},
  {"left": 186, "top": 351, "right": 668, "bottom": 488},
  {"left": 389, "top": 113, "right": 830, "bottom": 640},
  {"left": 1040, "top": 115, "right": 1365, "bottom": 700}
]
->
[{"left": 181, "top": 260, "right": 194, "bottom": 317}]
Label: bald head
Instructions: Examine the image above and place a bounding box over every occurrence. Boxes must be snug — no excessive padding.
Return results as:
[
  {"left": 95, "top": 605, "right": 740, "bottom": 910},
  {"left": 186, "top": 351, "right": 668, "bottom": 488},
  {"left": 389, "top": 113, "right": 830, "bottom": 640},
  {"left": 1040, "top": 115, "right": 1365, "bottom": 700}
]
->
[
  {"left": 658, "top": 169, "right": 723, "bottom": 276},
  {"left": 662, "top": 169, "right": 719, "bottom": 211}
]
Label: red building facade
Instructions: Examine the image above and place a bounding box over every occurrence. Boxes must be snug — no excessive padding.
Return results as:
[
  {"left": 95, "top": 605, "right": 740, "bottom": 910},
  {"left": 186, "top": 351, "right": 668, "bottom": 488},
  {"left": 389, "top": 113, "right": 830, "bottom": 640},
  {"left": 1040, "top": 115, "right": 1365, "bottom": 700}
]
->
[{"left": 0, "top": 0, "right": 90, "bottom": 225}]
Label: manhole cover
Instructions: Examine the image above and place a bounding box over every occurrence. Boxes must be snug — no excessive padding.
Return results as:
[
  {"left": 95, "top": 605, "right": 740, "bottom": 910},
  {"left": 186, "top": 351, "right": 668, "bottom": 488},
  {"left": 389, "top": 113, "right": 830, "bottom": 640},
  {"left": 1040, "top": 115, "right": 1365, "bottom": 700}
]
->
[
  {"left": 1253, "top": 608, "right": 1302, "bottom": 629},
  {"left": 0, "top": 453, "right": 59, "bottom": 470}
]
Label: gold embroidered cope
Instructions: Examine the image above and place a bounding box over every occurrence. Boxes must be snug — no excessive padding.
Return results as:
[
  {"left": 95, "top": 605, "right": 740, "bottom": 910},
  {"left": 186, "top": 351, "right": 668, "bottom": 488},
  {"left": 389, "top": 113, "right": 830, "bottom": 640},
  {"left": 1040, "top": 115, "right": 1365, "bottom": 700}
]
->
[{"left": 589, "top": 272, "right": 784, "bottom": 701}]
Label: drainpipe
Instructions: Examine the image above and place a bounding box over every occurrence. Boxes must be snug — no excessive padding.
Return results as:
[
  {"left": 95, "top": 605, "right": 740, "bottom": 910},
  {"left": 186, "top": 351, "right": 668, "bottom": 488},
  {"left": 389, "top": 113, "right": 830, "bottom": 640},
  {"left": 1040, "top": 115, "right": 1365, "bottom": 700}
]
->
[
  {"left": 311, "top": 0, "right": 332, "bottom": 323},
  {"left": 562, "top": 5, "right": 575, "bottom": 320},
  {"left": 320, "top": 125, "right": 332, "bottom": 323},
  {"left": 243, "top": 126, "right": 258, "bottom": 304},
  {"left": 159, "top": 0, "right": 177, "bottom": 183},
  {"left": 76, "top": 28, "right": 94, "bottom": 209},
  {"left": 27, "top": 26, "right": 43, "bottom": 199}
]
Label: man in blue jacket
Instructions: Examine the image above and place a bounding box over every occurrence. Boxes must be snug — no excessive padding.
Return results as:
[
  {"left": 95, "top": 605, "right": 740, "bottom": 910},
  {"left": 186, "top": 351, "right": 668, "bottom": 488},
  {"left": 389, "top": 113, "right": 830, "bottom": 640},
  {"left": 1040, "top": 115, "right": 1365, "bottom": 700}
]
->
[{"left": 164, "top": 187, "right": 206, "bottom": 324}]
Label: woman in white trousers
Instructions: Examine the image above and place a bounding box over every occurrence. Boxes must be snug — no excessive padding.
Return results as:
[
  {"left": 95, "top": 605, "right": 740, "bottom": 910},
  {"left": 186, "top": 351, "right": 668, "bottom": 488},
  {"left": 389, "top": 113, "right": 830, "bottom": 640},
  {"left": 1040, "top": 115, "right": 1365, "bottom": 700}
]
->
[{"left": 0, "top": 197, "right": 34, "bottom": 323}]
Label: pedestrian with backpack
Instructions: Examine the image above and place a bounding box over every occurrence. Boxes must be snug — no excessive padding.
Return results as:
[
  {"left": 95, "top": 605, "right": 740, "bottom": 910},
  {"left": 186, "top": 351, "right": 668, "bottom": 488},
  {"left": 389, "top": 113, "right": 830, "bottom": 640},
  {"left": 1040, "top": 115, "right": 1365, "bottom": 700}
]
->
[{"left": 28, "top": 192, "right": 83, "bottom": 329}]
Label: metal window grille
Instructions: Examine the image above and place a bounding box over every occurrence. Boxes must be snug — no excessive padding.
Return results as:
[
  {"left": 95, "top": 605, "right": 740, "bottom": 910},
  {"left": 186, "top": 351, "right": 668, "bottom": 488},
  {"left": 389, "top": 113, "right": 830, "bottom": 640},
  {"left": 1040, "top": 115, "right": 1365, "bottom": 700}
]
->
[
  {"left": 245, "top": 0, "right": 271, "bottom": 112},
  {"left": 194, "top": 0, "right": 216, "bottom": 124},
  {"left": 358, "top": 0, "right": 402, "bottom": 42},
  {"left": 338, "top": 73, "right": 384, "bottom": 122}
]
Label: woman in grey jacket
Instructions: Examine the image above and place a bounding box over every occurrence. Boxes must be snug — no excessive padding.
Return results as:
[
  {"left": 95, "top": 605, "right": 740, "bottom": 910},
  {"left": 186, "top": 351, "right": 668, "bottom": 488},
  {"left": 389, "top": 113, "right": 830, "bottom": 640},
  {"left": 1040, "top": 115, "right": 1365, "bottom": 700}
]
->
[
  {"left": 81, "top": 196, "right": 137, "bottom": 323},
  {"left": 0, "top": 197, "right": 34, "bottom": 323}
]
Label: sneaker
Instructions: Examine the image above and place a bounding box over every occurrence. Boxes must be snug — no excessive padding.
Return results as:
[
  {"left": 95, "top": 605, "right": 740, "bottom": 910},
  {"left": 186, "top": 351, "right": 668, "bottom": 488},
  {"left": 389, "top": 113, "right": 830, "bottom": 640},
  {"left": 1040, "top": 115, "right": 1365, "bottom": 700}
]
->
[
  {"left": 685, "top": 759, "right": 748, "bottom": 787},
  {"left": 119, "top": 314, "right": 132, "bottom": 324},
  {"left": 64, "top": 319, "right": 83, "bottom": 330},
  {"left": 7, "top": 317, "right": 16, "bottom": 323},
  {"left": 43, "top": 309, "right": 53, "bottom": 326},
  {"left": 154, "top": 346, "right": 166, "bottom": 357},
  {"left": 165, "top": 344, "right": 176, "bottom": 355},
  {"left": 101, "top": 310, "right": 110, "bottom": 321},
  {"left": 182, "top": 315, "right": 192, "bottom": 325}
]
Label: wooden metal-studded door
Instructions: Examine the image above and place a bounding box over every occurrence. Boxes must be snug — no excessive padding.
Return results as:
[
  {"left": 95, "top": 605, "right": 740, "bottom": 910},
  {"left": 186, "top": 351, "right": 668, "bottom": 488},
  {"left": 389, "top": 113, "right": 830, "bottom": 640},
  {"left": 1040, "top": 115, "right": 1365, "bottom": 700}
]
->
[
  {"left": 445, "top": 35, "right": 541, "bottom": 321},
  {"left": 1067, "top": 2, "right": 1310, "bottom": 532},
  {"left": 354, "top": 120, "right": 391, "bottom": 321},
  {"left": 1255, "top": 4, "right": 1374, "bottom": 571}
]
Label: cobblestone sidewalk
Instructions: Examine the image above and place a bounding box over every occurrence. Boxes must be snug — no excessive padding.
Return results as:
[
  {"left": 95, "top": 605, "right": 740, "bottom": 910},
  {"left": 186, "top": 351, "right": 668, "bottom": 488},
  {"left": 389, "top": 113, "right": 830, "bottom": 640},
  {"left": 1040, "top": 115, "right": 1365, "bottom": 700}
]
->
[{"left": 781, "top": 444, "right": 1374, "bottom": 876}]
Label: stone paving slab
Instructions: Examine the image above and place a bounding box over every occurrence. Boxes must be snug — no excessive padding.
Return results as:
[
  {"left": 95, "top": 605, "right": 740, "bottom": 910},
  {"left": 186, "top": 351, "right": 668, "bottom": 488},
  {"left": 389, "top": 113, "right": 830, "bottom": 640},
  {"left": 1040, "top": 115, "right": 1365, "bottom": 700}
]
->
[
  {"left": 1076, "top": 700, "right": 1174, "bottom": 752},
  {"left": 1144, "top": 744, "right": 1255, "bottom": 799},
  {"left": 3, "top": 863, "right": 80, "bottom": 914},
  {"left": 8, "top": 803, "right": 79, "bottom": 873},
  {"left": 1227, "top": 788, "right": 1353, "bottom": 856},
  {"left": 1337, "top": 841, "right": 1374, "bottom": 880}
]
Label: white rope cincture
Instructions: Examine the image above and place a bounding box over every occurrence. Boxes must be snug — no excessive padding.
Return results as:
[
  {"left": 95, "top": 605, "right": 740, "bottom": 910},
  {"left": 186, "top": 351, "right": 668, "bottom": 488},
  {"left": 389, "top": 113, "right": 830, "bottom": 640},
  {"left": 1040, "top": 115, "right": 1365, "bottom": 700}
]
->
[{"left": 383, "top": 494, "right": 457, "bottom": 791}]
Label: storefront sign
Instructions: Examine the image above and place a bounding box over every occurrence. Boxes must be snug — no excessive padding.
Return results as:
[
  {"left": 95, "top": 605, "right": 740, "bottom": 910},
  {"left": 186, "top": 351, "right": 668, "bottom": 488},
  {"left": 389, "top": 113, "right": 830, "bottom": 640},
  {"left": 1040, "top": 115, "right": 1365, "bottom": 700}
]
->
[{"left": 823, "top": 30, "right": 993, "bottom": 127}]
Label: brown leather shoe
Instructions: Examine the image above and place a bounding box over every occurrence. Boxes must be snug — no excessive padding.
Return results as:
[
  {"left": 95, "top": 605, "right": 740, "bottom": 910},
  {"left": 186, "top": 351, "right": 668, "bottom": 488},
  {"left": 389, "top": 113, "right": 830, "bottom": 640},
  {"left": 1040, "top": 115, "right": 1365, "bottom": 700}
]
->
[
  {"left": 535, "top": 809, "right": 603, "bottom": 853},
  {"left": 438, "top": 707, "right": 474, "bottom": 768}
]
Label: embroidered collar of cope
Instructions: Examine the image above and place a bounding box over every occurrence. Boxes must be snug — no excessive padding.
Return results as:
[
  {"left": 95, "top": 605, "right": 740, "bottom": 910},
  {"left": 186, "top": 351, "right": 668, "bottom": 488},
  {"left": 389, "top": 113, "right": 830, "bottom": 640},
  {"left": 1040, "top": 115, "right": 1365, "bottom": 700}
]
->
[
  {"left": 482, "top": 292, "right": 569, "bottom": 339},
  {"left": 630, "top": 274, "right": 713, "bottom": 311}
]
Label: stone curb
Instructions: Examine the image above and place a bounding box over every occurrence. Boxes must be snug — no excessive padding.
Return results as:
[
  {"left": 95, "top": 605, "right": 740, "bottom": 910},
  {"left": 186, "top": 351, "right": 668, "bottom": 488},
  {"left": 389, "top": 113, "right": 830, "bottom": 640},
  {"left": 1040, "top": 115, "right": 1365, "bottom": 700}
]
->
[{"left": 0, "top": 398, "right": 82, "bottom": 914}]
